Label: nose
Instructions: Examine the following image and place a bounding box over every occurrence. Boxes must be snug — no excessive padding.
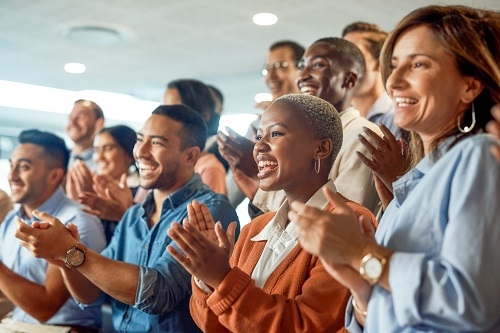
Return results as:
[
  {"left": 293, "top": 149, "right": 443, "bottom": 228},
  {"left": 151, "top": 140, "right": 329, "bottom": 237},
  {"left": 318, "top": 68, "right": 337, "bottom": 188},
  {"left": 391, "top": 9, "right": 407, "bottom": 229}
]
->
[
  {"left": 386, "top": 65, "right": 407, "bottom": 93},
  {"left": 265, "top": 67, "right": 278, "bottom": 80},
  {"left": 94, "top": 147, "right": 104, "bottom": 162},
  {"left": 133, "top": 139, "right": 150, "bottom": 161},
  {"left": 297, "top": 66, "right": 311, "bottom": 87},
  {"left": 8, "top": 167, "right": 18, "bottom": 183}
]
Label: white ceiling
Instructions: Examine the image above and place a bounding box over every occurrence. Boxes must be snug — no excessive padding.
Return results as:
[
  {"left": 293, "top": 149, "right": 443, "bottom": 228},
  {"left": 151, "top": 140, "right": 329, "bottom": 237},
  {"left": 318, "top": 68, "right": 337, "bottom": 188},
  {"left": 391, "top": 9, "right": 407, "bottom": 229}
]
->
[{"left": 1, "top": 0, "right": 499, "bottom": 136}]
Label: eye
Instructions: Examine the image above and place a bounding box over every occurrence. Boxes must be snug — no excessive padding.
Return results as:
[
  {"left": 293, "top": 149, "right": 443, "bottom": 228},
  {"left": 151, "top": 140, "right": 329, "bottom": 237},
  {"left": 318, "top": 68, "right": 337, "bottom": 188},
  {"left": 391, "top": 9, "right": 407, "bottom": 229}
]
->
[
  {"left": 297, "top": 61, "right": 305, "bottom": 72},
  {"left": 152, "top": 140, "right": 164, "bottom": 146},
  {"left": 255, "top": 135, "right": 262, "bottom": 141},
  {"left": 135, "top": 137, "right": 143, "bottom": 143},
  {"left": 19, "top": 163, "right": 30, "bottom": 171},
  {"left": 271, "top": 131, "right": 283, "bottom": 138},
  {"left": 311, "top": 61, "right": 327, "bottom": 70}
]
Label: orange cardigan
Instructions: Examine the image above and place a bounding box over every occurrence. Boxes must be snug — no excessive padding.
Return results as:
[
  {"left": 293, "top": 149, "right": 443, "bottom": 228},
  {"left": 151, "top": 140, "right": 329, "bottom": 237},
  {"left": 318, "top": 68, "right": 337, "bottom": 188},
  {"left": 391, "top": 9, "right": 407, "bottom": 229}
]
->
[{"left": 190, "top": 199, "right": 377, "bottom": 332}]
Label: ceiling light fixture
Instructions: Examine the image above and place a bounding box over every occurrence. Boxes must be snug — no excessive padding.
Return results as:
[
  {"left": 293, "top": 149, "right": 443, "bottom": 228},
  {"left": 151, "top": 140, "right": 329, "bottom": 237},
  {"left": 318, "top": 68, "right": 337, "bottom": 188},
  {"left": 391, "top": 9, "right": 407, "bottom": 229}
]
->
[
  {"left": 253, "top": 13, "right": 278, "bottom": 26},
  {"left": 64, "top": 63, "right": 86, "bottom": 74},
  {"left": 254, "top": 93, "right": 273, "bottom": 103}
]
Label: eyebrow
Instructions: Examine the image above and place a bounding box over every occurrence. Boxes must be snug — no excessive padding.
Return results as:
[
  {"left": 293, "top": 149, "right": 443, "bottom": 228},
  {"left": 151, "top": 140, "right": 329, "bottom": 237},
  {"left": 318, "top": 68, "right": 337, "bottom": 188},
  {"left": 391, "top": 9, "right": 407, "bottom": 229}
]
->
[
  {"left": 137, "top": 132, "right": 168, "bottom": 142},
  {"left": 258, "top": 122, "right": 289, "bottom": 132},
  {"left": 9, "top": 158, "right": 33, "bottom": 165},
  {"left": 391, "top": 53, "right": 437, "bottom": 61}
]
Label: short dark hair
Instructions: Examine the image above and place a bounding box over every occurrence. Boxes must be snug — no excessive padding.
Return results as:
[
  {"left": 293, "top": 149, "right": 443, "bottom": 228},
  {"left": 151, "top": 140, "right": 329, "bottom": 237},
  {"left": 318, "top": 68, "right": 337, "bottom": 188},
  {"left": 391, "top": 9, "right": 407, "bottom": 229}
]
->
[
  {"left": 313, "top": 37, "right": 366, "bottom": 86},
  {"left": 18, "top": 129, "right": 70, "bottom": 172},
  {"left": 152, "top": 105, "right": 207, "bottom": 151},
  {"left": 166, "top": 79, "right": 218, "bottom": 136},
  {"left": 269, "top": 40, "right": 305, "bottom": 63},
  {"left": 342, "top": 21, "right": 388, "bottom": 63},
  {"left": 99, "top": 125, "right": 136, "bottom": 162},
  {"left": 74, "top": 99, "right": 104, "bottom": 120}
]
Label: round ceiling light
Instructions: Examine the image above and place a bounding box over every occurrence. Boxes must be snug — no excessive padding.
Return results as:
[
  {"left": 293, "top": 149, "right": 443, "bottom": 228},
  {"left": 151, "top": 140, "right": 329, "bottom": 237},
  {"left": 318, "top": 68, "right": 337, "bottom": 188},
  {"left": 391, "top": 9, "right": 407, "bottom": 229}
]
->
[
  {"left": 253, "top": 13, "right": 278, "bottom": 26},
  {"left": 64, "top": 63, "right": 86, "bottom": 74}
]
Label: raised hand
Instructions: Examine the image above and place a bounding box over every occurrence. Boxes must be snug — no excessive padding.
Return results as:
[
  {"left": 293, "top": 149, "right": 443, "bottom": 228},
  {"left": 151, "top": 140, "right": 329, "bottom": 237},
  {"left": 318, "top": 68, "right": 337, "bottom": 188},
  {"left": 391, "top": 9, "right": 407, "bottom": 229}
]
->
[
  {"left": 356, "top": 124, "right": 410, "bottom": 191},
  {"left": 186, "top": 200, "right": 217, "bottom": 242},
  {"left": 217, "top": 127, "right": 258, "bottom": 178},
  {"left": 66, "top": 161, "right": 95, "bottom": 200},
  {"left": 167, "top": 220, "right": 237, "bottom": 289}
]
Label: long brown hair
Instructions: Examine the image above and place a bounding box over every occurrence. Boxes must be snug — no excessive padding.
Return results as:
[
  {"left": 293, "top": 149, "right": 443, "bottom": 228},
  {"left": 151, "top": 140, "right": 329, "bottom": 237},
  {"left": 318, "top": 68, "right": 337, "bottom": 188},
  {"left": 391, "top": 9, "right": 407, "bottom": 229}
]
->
[{"left": 380, "top": 5, "right": 500, "bottom": 165}]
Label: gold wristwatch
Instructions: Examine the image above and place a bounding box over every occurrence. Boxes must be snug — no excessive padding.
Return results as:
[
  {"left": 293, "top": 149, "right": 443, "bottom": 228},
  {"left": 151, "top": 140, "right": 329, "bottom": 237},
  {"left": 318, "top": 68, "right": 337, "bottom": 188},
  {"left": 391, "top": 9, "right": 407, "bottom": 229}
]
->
[
  {"left": 65, "top": 243, "right": 86, "bottom": 270},
  {"left": 359, "top": 252, "right": 386, "bottom": 285}
]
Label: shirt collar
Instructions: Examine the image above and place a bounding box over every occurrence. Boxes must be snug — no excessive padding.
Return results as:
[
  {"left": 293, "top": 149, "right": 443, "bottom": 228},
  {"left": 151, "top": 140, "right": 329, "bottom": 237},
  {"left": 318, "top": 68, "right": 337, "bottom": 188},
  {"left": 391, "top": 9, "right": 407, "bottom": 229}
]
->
[
  {"left": 366, "top": 93, "right": 393, "bottom": 119},
  {"left": 339, "top": 107, "right": 360, "bottom": 129},
  {"left": 141, "top": 173, "right": 204, "bottom": 217},
  {"left": 251, "top": 180, "right": 337, "bottom": 242},
  {"left": 393, "top": 137, "right": 455, "bottom": 206},
  {"left": 72, "top": 147, "right": 94, "bottom": 161},
  {"left": 18, "top": 186, "right": 65, "bottom": 223}
]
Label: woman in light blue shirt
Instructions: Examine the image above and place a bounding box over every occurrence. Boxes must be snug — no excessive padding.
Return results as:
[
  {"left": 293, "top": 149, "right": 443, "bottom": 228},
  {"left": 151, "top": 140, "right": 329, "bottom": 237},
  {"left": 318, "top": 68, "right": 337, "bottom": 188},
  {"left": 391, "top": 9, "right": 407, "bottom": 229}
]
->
[{"left": 291, "top": 5, "right": 500, "bottom": 332}]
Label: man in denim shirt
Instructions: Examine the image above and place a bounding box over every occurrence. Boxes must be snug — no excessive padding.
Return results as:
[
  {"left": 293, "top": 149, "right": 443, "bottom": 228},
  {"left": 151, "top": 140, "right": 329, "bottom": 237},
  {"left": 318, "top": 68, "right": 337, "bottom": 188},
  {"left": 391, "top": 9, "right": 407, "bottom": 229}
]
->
[{"left": 16, "top": 105, "right": 240, "bottom": 332}]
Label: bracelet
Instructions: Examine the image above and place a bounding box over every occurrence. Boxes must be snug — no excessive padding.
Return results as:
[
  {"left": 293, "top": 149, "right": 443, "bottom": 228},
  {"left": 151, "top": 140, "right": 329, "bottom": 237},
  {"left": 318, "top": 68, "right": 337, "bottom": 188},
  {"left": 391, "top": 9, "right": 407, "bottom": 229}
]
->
[{"left": 352, "top": 298, "right": 367, "bottom": 317}]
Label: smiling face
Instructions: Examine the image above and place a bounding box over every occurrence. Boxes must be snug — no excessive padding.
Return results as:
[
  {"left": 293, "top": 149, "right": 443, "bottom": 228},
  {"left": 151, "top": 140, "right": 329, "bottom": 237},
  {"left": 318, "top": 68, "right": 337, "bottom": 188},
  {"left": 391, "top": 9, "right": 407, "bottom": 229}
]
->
[
  {"left": 253, "top": 102, "right": 322, "bottom": 196},
  {"left": 9, "top": 144, "right": 58, "bottom": 212},
  {"left": 264, "top": 46, "right": 301, "bottom": 99},
  {"left": 94, "top": 132, "right": 133, "bottom": 180},
  {"left": 386, "top": 25, "right": 472, "bottom": 141},
  {"left": 297, "top": 42, "right": 351, "bottom": 110},
  {"left": 66, "top": 102, "right": 101, "bottom": 145},
  {"left": 133, "top": 114, "right": 191, "bottom": 193}
]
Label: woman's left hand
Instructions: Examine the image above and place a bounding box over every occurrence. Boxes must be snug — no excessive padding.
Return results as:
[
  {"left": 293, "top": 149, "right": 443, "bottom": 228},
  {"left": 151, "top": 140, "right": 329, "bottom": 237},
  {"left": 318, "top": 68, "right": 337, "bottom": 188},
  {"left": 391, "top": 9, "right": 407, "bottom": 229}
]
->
[{"left": 356, "top": 124, "right": 410, "bottom": 190}]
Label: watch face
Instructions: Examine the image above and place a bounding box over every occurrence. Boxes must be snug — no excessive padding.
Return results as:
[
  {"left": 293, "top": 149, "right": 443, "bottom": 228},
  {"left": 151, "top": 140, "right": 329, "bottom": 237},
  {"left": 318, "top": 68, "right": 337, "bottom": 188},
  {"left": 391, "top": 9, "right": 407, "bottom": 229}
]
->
[
  {"left": 365, "top": 257, "right": 383, "bottom": 279},
  {"left": 67, "top": 248, "right": 85, "bottom": 267}
]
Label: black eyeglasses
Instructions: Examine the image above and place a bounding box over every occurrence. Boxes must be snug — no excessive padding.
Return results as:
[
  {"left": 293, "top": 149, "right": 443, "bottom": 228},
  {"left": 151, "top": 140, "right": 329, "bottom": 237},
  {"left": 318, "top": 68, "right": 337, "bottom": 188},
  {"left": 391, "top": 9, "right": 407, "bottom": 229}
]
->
[{"left": 261, "top": 61, "right": 291, "bottom": 76}]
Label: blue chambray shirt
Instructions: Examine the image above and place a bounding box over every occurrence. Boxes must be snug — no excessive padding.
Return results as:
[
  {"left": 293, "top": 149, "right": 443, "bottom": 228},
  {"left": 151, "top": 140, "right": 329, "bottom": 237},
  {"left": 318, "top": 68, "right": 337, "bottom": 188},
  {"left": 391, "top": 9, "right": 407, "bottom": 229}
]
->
[
  {"left": 0, "top": 186, "right": 106, "bottom": 328},
  {"left": 347, "top": 134, "right": 500, "bottom": 332},
  {"left": 100, "top": 174, "right": 239, "bottom": 332}
]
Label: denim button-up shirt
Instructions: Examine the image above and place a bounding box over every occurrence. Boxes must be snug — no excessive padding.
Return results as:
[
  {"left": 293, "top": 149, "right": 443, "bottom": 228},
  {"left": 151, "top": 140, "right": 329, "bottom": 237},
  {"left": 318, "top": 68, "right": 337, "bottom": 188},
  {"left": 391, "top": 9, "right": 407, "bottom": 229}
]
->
[{"left": 101, "top": 174, "right": 239, "bottom": 332}]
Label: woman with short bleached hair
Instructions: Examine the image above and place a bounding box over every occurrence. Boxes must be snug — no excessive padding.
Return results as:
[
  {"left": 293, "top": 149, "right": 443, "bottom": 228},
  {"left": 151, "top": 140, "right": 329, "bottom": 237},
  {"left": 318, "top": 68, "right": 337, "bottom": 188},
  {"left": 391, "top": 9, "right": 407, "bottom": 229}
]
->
[{"left": 167, "top": 93, "right": 377, "bottom": 332}]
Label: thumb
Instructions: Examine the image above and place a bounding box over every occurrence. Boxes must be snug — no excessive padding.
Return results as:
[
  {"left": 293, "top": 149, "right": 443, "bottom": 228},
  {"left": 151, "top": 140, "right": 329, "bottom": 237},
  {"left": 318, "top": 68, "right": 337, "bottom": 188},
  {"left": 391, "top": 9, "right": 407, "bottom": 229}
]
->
[
  {"left": 358, "top": 215, "right": 376, "bottom": 239},
  {"left": 32, "top": 210, "right": 63, "bottom": 226},
  {"left": 119, "top": 173, "right": 128, "bottom": 189},
  {"left": 66, "top": 222, "right": 81, "bottom": 241},
  {"left": 322, "top": 186, "right": 345, "bottom": 210}
]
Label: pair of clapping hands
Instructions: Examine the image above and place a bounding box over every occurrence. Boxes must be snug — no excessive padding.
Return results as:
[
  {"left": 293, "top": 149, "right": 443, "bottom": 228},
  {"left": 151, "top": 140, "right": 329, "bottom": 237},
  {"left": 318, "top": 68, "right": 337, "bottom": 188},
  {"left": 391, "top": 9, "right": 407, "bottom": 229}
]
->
[
  {"left": 167, "top": 201, "right": 238, "bottom": 290},
  {"left": 66, "top": 161, "right": 133, "bottom": 221}
]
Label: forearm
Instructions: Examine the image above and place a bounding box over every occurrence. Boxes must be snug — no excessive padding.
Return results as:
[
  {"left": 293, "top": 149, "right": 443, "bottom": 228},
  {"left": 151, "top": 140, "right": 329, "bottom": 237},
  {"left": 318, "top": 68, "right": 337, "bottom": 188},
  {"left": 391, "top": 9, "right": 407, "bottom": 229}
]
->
[
  {"left": 70, "top": 249, "right": 139, "bottom": 305},
  {"left": 0, "top": 262, "right": 69, "bottom": 322}
]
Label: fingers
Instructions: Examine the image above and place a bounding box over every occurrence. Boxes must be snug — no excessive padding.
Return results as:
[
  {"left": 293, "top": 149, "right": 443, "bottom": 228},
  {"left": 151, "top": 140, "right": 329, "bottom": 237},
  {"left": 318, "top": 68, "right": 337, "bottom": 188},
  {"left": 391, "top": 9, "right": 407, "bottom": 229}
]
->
[
  {"left": 362, "top": 126, "right": 390, "bottom": 151},
  {"left": 377, "top": 123, "right": 397, "bottom": 145},
  {"left": 32, "top": 210, "right": 63, "bottom": 225},
  {"left": 214, "top": 222, "right": 230, "bottom": 250},
  {"left": 66, "top": 222, "right": 81, "bottom": 241},
  {"left": 119, "top": 173, "right": 128, "bottom": 189},
  {"left": 167, "top": 222, "right": 201, "bottom": 260}
]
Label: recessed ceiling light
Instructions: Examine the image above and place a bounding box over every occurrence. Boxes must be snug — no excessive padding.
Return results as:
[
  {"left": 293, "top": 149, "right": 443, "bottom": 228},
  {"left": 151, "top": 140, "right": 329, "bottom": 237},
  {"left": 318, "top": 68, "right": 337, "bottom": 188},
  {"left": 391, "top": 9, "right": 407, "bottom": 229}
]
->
[
  {"left": 253, "top": 13, "right": 278, "bottom": 26},
  {"left": 64, "top": 63, "right": 86, "bottom": 74},
  {"left": 254, "top": 93, "right": 273, "bottom": 103}
]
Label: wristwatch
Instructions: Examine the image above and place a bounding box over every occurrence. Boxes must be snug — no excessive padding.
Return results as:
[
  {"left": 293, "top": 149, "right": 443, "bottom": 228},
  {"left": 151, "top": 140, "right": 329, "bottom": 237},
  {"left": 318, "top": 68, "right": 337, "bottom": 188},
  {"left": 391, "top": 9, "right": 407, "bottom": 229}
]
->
[
  {"left": 359, "top": 252, "right": 386, "bottom": 285},
  {"left": 65, "top": 243, "right": 86, "bottom": 270}
]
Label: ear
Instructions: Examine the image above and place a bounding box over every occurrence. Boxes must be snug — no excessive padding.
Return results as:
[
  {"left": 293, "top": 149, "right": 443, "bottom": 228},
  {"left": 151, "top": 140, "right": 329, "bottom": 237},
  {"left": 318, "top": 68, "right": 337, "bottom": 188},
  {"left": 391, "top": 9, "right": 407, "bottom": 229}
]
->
[
  {"left": 182, "top": 146, "right": 201, "bottom": 166},
  {"left": 460, "top": 77, "right": 484, "bottom": 104},
  {"left": 342, "top": 72, "right": 358, "bottom": 89},
  {"left": 48, "top": 167, "right": 65, "bottom": 187},
  {"left": 94, "top": 117, "right": 105, "bottom": 134},
  {"left": 314, "top": 138, "right": 333, "bottom": 161}
]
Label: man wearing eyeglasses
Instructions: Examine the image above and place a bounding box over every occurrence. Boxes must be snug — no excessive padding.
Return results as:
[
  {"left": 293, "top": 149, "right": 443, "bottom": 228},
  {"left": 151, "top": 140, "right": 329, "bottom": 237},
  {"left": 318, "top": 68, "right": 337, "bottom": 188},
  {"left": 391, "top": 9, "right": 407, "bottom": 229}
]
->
[{"left": 219, "top": 41, "right": 305, "bottom": 211}]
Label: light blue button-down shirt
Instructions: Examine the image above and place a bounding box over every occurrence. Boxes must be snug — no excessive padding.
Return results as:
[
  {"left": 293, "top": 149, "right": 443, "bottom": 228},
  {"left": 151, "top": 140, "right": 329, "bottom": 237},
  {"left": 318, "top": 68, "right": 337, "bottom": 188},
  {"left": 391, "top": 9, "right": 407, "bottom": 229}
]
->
[
  {"left": 99, "top": 173, "right": 239, "bottom": 332},
  {"left": 0, "top": 186, "right": 106, "bottom": 328},
  {"left": 346, "top": 134, "right": 500, "bottom": 332},
  {"left": 366, "top": 93, "right": 402, "bottom": 139}
]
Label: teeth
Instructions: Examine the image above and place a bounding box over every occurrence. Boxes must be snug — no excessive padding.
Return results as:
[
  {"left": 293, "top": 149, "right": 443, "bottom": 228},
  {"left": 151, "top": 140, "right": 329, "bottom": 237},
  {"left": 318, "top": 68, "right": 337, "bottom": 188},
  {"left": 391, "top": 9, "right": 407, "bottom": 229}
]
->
[
  {"left": 137, "top": 162, "right": 157, "bottom": 171},
  {"left": 258, "top": 160, "right": 278, "bottom": 167},
  {"left": 268, "top": 82, "right": 279, "bottom": 88},
  {"left": 300, "top": 87, "right": 315, "bottom": 94},
  {"left": 394, "top": 97, "right": 417, "bottom": 104}
]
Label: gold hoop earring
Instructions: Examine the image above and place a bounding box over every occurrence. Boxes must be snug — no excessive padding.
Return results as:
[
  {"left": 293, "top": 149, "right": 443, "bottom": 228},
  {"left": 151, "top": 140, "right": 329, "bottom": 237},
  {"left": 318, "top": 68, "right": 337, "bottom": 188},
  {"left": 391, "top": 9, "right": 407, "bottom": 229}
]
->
[
  {"left": 457, "top": 103, "right": 476, "bottom": 133},
  {"left": 314, "top": 156, "right": 321, "bottom": 174}
]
